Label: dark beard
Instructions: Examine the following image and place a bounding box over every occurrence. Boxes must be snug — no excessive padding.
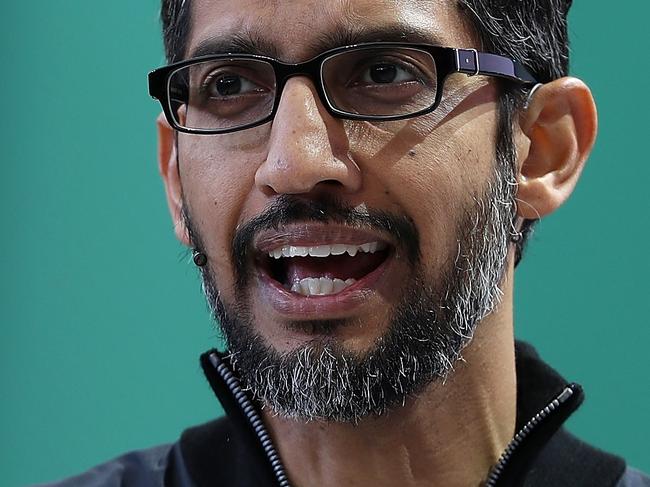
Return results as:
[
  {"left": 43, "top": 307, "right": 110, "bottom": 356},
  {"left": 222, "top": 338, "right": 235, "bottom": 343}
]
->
[{"left": 183, "top": 149, "right": 517, "bottom": 424}]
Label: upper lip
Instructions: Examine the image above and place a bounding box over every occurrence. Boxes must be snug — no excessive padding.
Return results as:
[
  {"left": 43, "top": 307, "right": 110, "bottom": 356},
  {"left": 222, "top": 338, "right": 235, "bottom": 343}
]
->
[{"left": 254, "top": 224, "right": 394, "bottom": 254}]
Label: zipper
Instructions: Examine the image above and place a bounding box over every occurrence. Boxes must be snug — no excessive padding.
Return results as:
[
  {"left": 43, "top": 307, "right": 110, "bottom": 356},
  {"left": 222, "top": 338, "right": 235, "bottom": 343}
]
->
[
  {"left": 208, "top": 352, "right": 292, "bottom": 487},
  {"left": 484, "top": 385, "right": 576, "bottom": 487},
  {"left": 207, "top": 350, "right": 578, "bottom": 487}
]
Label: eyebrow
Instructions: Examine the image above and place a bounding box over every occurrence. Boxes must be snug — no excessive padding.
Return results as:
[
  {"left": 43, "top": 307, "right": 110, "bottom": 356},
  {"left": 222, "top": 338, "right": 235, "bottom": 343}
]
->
[
  {"left": 188, "top": 23, "right": 445, "bottom": 60},
  {"left": 310, "top": 24, "right": 444, "bottom": 53},
  {"left": 190, "top": 31, "right": 281, "bottom": 59}
]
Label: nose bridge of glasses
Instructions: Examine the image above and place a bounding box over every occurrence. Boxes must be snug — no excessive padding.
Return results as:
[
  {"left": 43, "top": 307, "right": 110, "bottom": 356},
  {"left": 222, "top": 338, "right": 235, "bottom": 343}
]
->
[{"left": 272, "top": 57, "right": 330, "bottom": 108}]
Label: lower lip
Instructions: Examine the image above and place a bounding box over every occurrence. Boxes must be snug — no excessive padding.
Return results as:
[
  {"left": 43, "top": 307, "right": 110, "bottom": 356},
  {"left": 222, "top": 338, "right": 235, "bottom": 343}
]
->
[{"left": 256, "top": 253, "right": 394, "bottom": 317}]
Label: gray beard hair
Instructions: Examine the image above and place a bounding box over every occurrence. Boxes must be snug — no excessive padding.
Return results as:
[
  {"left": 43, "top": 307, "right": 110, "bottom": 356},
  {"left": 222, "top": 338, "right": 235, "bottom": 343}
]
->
[{"left": 191, "top": 149, "right": 517, "bottom": 424}]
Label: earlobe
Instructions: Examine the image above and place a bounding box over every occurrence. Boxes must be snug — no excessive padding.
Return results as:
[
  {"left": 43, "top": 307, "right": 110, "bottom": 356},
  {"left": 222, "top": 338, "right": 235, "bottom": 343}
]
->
[
  {"left": 515, "top": 77, "right": 598, "bottom": 219},
  {"left": 157, "top": 113, "right": 191, "bottom": 247}
]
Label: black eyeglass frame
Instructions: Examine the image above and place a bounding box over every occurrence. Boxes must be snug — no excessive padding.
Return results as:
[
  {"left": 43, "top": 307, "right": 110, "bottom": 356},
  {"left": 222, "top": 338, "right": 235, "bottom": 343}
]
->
[{"left": 148, "top": 42, "right": 538, "bottom": 135}]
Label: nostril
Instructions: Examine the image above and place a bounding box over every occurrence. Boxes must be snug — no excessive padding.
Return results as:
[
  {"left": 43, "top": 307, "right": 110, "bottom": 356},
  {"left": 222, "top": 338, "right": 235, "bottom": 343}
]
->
[{"left": 321, "top": 179, "right": 345, "bottom": 187}]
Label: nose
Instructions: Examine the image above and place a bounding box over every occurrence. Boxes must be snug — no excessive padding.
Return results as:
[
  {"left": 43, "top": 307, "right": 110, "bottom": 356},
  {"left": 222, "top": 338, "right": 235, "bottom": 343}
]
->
[{"left": 254, "top": 77, "right": 362, "bottom": 196}]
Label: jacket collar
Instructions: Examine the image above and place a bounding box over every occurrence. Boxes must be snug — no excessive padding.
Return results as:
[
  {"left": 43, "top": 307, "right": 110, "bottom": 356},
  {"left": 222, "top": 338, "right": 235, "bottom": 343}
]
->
[{"left": 179, "top": 341, "right": 623, "bottom": 486}]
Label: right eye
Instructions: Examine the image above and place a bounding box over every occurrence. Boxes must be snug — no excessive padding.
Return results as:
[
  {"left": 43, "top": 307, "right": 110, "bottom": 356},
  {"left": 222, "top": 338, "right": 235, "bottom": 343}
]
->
[{"left": 203, "top": 72, "right": 262, "bottom": 98}]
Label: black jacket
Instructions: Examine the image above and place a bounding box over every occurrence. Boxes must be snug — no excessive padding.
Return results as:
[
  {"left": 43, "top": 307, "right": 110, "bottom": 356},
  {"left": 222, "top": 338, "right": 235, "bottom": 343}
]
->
[{"left": 40, "top": 342, "right": 649, "bottom": 487}]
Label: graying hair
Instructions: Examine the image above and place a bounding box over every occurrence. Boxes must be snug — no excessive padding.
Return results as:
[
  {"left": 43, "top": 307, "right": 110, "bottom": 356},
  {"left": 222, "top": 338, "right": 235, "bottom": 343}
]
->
[
  {"left": 159, "top": 0, "right": 573, "bottom": 266},
  {"left": 188, "top": 123, "right": 518, "bottom": 422}
]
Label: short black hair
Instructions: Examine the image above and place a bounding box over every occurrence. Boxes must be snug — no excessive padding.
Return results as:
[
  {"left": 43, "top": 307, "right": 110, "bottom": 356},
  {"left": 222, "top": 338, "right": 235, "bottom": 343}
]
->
[
  {"left": 161, "top": 0, "right": 191, "bottom": 64},
  {"left": 457, "top": 0, "right": 573, "bottom": 264},
  {"left": 158, "top": 0, "right": 574, "bottom": 265}
]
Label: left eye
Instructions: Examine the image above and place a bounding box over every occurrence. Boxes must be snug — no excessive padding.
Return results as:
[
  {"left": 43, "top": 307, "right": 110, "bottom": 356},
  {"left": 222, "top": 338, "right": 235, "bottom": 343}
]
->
[{"left": 361, "top": 63, "right": 417, "bottom": 84}]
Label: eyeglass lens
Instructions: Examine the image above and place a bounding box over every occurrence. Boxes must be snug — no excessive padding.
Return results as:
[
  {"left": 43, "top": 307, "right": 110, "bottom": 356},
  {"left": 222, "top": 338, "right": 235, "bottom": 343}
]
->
[{"left": 167, "top": 47, "right": 439, "bottom": 132}]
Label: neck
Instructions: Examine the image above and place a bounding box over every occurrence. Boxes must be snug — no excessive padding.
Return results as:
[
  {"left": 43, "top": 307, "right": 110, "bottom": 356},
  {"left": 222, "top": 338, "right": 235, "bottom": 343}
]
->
[{"left": 265, "top": 268, "right": 517, "bottom": 487}]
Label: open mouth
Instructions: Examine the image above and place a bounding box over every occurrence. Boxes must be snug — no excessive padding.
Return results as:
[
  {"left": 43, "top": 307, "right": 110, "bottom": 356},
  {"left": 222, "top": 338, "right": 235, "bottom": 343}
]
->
[{"left": 256, "top": 240, "right": 393, "bottom": 298}]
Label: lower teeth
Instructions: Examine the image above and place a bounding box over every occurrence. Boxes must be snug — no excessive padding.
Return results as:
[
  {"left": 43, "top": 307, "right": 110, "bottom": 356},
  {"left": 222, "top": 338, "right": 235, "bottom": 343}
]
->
[{"left": 290, "top": 277, "right": 356, "bottom": 296}]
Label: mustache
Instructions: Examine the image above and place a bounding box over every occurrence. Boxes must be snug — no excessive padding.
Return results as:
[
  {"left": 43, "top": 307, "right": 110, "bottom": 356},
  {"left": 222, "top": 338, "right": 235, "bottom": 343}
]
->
[{"left": 232, "top": 194, "right": 421, "bottom": 283}]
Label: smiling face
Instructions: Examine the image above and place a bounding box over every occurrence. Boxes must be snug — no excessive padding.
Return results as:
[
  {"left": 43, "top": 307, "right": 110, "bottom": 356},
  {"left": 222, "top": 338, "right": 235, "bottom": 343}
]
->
[{"left": 162, "top": 0, "right": 519, "bottom": 421}]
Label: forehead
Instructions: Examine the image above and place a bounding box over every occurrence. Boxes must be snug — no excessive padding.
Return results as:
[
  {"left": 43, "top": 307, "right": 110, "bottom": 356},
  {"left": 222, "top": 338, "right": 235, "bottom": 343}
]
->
[{"left": 187, "top": 0, "right": 477, "bottom": 61}]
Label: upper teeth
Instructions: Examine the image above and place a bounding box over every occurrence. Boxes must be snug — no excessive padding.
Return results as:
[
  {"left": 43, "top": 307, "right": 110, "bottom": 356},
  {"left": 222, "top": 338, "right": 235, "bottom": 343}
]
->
[{"left": 268, "top": 241, "right": 387, "bottom": 259}]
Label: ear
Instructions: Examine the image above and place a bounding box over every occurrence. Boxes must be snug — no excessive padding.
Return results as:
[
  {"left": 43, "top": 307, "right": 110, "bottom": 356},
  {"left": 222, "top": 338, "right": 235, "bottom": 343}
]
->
[
  {"left": 515, "top": 77, "right": 598, "bottom": 219},
  {"left": 157, "top": 113, "right": 191, "bottom": 247}
]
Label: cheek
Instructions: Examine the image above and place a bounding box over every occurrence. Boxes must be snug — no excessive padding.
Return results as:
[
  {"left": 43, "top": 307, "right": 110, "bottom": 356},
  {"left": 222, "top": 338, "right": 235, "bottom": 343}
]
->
[
  {"left": 178, "top": 131, "right": 268, "bottom": 280},
  {"left": 349, "top": 105, "right": 499, "bottom": 271},
  {"left": 387, "top": 140, "right": 468, "bottom": 271}
]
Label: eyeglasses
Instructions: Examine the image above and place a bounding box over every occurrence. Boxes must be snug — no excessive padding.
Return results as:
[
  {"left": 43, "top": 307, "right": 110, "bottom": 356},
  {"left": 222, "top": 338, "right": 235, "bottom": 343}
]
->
[{"left": 148, "top": 42, "right": 538, "bottom": 135}]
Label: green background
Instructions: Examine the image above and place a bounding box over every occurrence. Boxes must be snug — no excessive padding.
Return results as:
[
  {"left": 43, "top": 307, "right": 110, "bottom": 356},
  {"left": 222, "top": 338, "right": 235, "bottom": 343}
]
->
[{"left": 2, "top": 1, "right": 648, "bottom": 485}]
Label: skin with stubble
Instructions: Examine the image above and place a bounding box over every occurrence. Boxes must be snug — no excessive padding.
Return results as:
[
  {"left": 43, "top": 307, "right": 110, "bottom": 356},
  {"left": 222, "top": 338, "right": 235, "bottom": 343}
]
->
[{"left": 157, "top": 1, "right": 598, "bottom": 486}]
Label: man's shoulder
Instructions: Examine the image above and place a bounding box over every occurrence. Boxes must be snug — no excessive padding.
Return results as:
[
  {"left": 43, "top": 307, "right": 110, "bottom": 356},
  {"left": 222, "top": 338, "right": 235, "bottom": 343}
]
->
[
  {"left": 526, "top": 426, "right": 649, "bottom": 487},
  {"left": 31, "top": 416, "right": 238, "bottom": 487},
  {"left": 617, "top": 467, "right": 650, "bottom": 487},
  {"left": 30, "top": 439, "right": 192, "bottom": 487}
]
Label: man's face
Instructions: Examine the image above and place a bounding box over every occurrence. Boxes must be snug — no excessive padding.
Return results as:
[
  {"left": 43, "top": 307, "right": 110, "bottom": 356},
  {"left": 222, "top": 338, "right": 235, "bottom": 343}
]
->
[{"left": 173, "top": 0, "right": 515, "bottom": 421}]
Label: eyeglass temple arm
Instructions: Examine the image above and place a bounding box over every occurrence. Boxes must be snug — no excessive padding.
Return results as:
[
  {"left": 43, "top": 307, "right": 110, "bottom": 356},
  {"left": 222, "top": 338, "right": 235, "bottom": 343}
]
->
[{"left": 455, "top": 48, "right": 538, "bottom": 85}]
